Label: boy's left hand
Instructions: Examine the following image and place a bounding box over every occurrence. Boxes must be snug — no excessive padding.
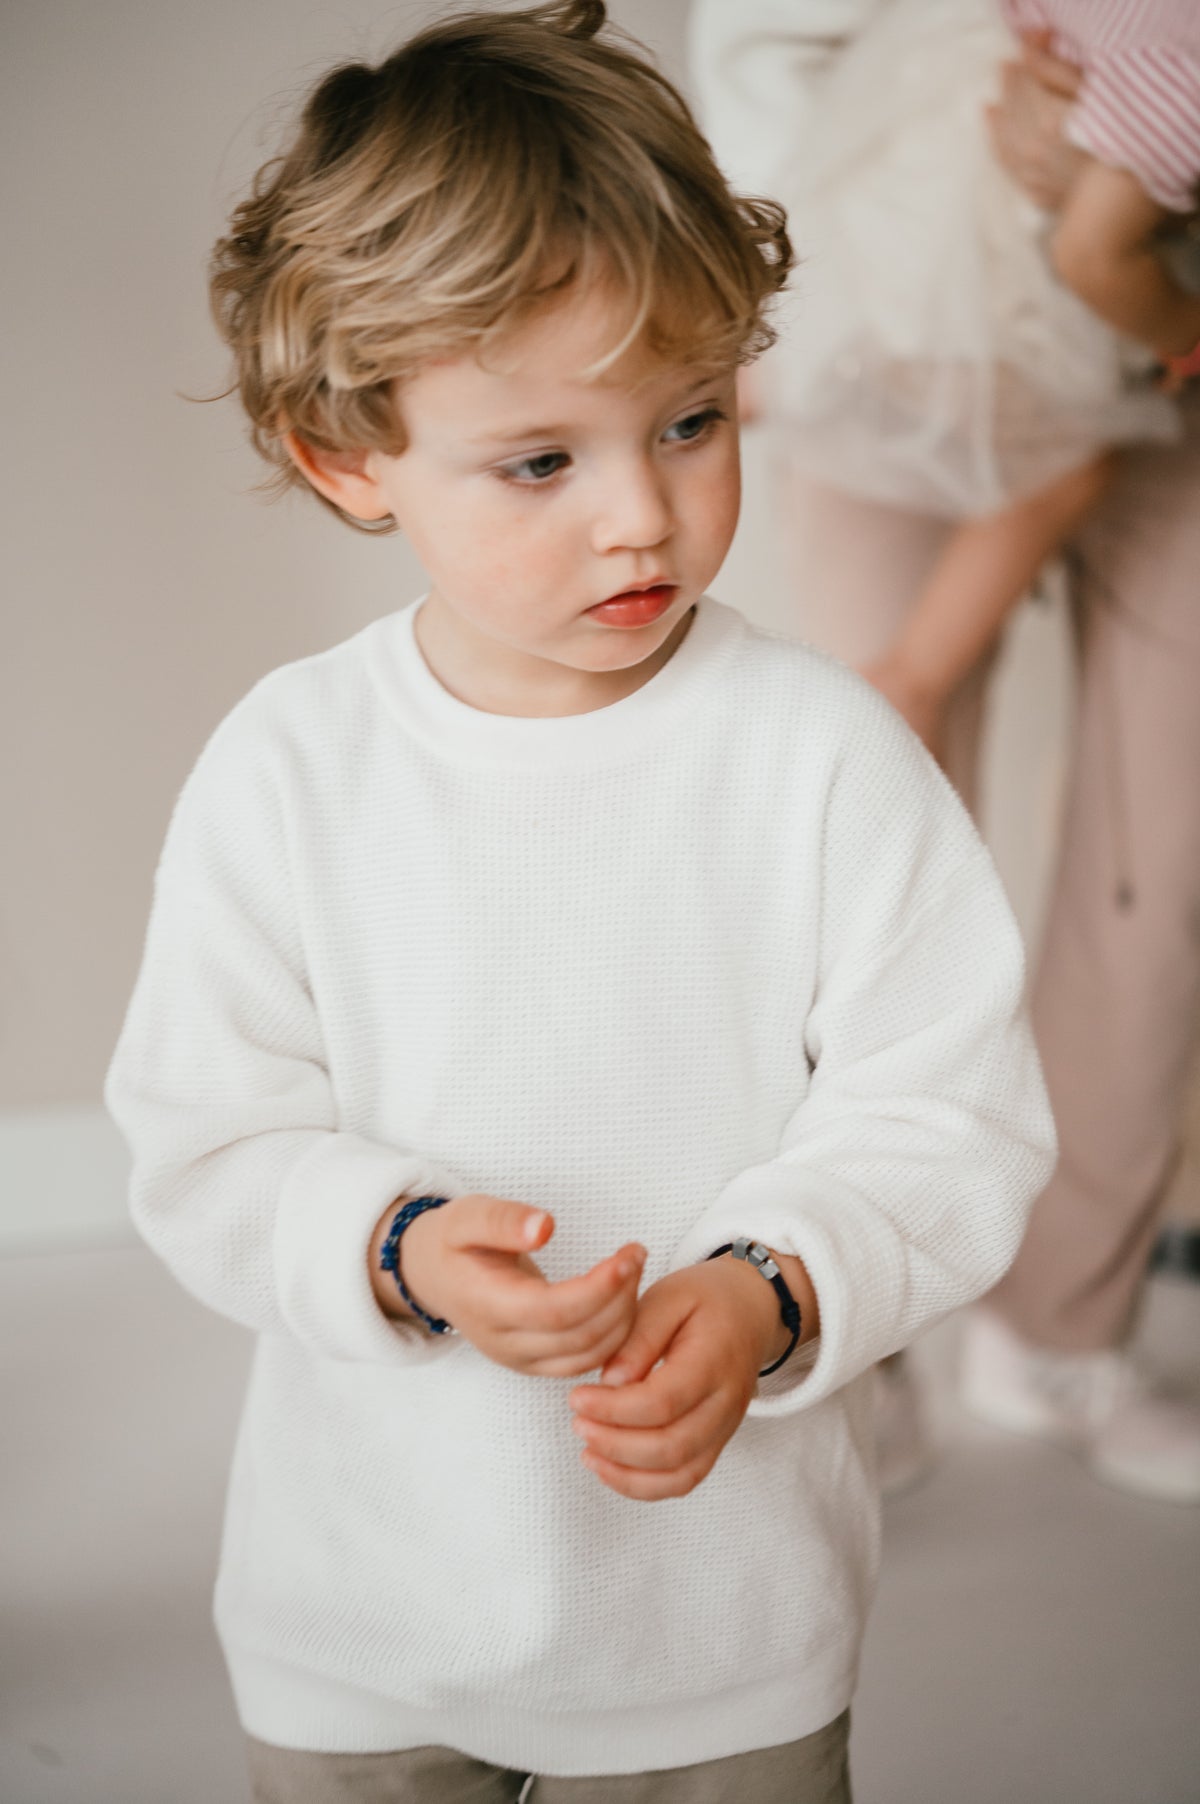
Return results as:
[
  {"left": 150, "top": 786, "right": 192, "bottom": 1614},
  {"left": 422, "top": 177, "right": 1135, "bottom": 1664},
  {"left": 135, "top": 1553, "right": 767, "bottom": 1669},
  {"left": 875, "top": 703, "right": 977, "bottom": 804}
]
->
[{"left": 567, "top": 1258, "right": 787, "bottom": 1501}]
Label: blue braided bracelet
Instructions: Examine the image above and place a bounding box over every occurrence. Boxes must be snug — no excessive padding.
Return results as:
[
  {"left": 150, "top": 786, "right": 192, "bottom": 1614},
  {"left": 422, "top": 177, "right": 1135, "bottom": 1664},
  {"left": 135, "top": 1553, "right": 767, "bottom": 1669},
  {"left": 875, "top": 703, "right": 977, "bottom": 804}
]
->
[{"left": 379, "top": 1196, "right": 455, "bottom": 1335}]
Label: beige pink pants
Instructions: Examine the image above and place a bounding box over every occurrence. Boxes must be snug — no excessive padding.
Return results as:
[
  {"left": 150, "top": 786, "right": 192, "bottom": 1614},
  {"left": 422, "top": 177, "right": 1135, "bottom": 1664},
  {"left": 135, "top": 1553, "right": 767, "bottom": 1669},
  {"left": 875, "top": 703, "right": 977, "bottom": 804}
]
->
[{"left": 773, "top": 396, "right": 1200, "bottom": 1352}]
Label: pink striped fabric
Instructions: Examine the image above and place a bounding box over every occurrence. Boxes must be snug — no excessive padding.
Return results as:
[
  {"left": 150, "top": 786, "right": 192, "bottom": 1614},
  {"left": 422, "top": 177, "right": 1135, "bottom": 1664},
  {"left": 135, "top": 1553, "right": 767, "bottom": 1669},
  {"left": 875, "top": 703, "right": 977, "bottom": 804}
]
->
[{"left": 1001, "top": 0, "right": 1200, "bottom": 211}]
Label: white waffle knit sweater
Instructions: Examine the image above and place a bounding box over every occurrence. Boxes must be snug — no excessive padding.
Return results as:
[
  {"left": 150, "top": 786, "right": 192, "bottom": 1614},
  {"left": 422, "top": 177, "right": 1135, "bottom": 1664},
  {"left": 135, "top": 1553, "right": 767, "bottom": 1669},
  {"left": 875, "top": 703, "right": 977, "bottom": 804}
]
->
[{"left": 106, "top": 595, "right": 1054, "bottom": 1775}]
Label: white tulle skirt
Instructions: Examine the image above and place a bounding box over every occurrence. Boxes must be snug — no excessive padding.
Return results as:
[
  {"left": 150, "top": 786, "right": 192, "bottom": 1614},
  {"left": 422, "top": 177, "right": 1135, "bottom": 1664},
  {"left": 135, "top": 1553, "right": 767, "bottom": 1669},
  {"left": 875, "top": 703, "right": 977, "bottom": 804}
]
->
[{"left": 766, "top": 0, "right": 1178, "bottom": 518}]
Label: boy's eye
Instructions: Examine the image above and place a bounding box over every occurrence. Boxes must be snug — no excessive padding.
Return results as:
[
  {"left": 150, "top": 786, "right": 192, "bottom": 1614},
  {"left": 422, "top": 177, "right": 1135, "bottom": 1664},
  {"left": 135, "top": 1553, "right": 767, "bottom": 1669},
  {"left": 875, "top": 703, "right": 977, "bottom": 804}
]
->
[
  {"left": 664, "top": 405, "right": 726, "bottom": 444},
  {"left": 501, "top": 450, "right": 570, "bottom": 484}
]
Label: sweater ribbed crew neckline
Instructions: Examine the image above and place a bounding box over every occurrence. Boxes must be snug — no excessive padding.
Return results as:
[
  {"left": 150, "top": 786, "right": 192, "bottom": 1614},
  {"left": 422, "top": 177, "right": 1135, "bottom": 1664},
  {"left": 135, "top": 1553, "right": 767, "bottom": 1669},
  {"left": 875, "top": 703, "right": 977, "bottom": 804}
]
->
[{"left": 366, "top": 594, "right": 745, "bottom": 771}]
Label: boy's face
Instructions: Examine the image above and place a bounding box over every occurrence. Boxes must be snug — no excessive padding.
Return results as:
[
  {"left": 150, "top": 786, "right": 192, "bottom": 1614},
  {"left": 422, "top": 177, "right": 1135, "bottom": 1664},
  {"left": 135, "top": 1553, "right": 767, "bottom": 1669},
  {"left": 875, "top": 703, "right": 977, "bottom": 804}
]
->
[{"left": 336, "top": 281, "right": 741, "bottom": 714}]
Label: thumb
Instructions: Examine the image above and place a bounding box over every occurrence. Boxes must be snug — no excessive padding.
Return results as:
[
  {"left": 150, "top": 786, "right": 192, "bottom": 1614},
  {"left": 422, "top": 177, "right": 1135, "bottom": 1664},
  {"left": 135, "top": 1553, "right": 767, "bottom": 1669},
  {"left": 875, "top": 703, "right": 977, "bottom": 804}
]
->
[{"left": 451, "top": 1195, "right": 554, "bottom": 1255}]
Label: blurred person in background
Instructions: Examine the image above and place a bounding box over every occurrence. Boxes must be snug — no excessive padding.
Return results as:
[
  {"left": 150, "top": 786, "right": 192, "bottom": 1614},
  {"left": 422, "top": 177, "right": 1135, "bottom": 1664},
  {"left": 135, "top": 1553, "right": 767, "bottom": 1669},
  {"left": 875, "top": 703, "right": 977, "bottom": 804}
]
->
[{"left": 690, "top": 0, "right": 1200, "bottom": 1502}]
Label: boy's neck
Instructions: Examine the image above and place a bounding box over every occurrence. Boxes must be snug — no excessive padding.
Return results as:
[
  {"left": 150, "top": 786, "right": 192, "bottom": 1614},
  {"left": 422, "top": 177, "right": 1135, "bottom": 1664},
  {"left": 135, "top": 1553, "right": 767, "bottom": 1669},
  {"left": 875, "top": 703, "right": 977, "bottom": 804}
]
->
[{"left": 414, "top": 597, "right": 695, "bottom": 719}]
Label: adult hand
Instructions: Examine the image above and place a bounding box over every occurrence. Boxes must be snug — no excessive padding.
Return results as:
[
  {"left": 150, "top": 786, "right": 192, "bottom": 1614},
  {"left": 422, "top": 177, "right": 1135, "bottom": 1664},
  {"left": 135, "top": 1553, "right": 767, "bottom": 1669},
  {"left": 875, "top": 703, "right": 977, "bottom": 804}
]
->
[
  {"left": 566, "top": 1256, "right": 785, "bottom": 1501},
  {"left": 985, "top": 30, "right": 1085, "bottom": 211},
  {"left": 371, "top": 1194, "right": 646, "bottom": 1377}
]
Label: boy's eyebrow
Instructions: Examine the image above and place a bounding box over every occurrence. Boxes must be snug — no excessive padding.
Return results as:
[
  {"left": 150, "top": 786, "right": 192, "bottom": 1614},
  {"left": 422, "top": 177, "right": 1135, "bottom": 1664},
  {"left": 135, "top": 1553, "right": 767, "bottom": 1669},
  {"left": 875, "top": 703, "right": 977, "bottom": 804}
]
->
[
  {"left": 465, "top": 421, "right": 575, "bottom": 448},
  {"left": 464, "top": 380, "right": 733, "bottom": 448}
]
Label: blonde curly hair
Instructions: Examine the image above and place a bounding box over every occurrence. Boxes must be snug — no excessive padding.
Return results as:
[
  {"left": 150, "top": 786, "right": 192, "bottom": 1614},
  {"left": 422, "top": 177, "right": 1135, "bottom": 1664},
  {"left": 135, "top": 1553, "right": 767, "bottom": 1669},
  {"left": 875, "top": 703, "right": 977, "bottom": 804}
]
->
[{"left": 209, "top": 0, "right": 792, "bottom": 530}]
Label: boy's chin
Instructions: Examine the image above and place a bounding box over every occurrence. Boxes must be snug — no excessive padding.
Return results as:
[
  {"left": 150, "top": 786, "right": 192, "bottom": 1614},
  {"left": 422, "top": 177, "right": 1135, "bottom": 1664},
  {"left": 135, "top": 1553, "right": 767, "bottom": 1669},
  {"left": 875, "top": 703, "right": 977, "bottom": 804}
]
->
[{"left": 574, "top": 602, "right": 693, "bottom": 663}]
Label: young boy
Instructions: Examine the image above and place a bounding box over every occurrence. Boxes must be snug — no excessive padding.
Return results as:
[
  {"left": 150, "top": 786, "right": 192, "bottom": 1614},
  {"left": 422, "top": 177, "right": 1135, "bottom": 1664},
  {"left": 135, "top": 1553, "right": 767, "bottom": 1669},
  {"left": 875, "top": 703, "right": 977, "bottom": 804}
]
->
[{"left": 106, "top": 4, "right": 1056, "bottom": 1799}]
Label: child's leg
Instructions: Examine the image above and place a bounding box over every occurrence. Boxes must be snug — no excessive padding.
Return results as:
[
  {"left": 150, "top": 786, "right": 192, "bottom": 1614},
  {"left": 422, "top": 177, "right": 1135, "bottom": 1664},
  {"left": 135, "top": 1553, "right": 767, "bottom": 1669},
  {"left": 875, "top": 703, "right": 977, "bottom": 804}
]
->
[
  {"left": 531, "top": 1709, "right": 850, "bottom": 1803},
  {"left": 770, "top": 450, "right": 946, "bottom": 666},
  {"left": 771, "top": 454, "right": 991, "bottom": 808},
  {"left": 869, "top": 454, "right": 1114, "bottom": 759},
  {"left": 245, "top": 1738, "right": 528, "bottom": 1804}
]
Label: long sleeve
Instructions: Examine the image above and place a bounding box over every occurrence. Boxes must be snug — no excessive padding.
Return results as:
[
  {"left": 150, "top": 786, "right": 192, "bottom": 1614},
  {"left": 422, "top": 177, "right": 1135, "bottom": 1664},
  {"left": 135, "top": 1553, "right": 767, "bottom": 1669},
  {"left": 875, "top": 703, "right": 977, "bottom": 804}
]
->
[
  {"left": 673, "top": 700, "right": 1057, "bottom": 1414},
  {"left": 1066, "top": 46, "right": 1200, "bottom": 214},
  {"left": 686, "top": 0, "right": 887, "bottom": 196},
  {"left": 105, "top": 703, "right": 464, "bottom": 1365}
]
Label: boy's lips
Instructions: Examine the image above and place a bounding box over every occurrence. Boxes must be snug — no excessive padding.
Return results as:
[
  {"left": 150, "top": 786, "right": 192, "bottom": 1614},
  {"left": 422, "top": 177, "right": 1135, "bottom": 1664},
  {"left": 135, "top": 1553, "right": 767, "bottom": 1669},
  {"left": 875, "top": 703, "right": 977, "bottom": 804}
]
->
[{"left": 585, "top": 582, "right": 677, "bottom": 628}]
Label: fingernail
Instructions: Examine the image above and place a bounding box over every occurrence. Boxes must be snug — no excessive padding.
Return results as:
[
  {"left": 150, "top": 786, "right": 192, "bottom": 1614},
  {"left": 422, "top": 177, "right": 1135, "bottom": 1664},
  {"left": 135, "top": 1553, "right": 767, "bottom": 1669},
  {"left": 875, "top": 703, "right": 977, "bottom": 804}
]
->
[
  {"left": 601, "top": 1366, "right": 627, "bottom": 1386},
  {"left": 524, "top": 1213, "right": 546, "bottom": 1245}
]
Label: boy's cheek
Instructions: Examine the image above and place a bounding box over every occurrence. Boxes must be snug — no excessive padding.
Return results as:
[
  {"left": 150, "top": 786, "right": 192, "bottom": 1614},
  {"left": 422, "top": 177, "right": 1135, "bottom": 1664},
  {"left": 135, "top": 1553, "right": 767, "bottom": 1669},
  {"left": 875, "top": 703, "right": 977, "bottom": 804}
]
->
[{"left": 689, "top": 460, "right": 741, "bottom": 575}]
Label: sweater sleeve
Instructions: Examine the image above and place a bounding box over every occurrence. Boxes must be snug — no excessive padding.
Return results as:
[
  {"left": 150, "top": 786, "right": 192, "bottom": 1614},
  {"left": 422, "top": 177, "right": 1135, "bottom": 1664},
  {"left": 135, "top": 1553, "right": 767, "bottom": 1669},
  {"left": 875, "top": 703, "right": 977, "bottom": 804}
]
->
[
  {"left": 672, "top": 692, "right": 1057, "bottom": 1415},
  {"left": 1065, "top": 46, "right": 1200, "bottom": 216},
  {"left": 104, "top": 703, "right": 466, "bottom": 1365}
]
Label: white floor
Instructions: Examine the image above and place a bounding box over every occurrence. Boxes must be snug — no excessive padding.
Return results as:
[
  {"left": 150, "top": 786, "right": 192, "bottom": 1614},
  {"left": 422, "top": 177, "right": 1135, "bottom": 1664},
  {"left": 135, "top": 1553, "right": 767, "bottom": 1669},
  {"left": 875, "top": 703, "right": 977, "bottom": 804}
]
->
[{"left": 3, "top": 1243, "right": 1198, "bottom": 1804}]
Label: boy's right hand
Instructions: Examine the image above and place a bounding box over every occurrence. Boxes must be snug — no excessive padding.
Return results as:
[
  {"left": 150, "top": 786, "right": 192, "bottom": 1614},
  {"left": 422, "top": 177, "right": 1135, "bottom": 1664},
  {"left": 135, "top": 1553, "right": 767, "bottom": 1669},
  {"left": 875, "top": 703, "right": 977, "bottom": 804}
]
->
[{"left": 370, "top": 1195, "right": 646, "bottom": 1378}]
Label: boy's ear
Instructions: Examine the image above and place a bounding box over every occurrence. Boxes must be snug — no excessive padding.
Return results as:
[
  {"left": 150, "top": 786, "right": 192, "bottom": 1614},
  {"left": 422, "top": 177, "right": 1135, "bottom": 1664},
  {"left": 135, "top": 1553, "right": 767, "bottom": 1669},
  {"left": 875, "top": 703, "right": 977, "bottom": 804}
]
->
[{"left": 282, "top": 432, "right": 393, "bottom": 521}]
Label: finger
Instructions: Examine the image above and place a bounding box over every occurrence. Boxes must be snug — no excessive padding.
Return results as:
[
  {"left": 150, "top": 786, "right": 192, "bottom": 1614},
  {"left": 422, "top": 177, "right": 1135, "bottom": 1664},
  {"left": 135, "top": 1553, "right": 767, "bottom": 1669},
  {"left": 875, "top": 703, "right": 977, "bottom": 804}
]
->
[
  {"left": 511, "top": 1313, "right": 644, "bottom": 1380},
  {"left": 585, "top": 1278, "right": 693, "bottom": 1391},
  {"left": 1019, "top": 33, "right": 1082, "bottom": 98},
  {"left": 469, "top": 1242, "right": 643, "bottom": 1343},
  {"left": 511, "top": 1243, "right": 646, "bottom": 1336},
  {"left": 469, "top": 1247, "right": 640, "bottom": 1346},
  {"left": 569, "top": 1341, "right": 707, "bottom": 1429},
  {"left": 503, "top": 1274, "right": 644, "bottom": 1371},
  {"left": 573, "top": 1387, "right": 729, "bottom": 1473},
  {"left": 446, "top": 1195, "right": 554, "bottom": 1256},
  {"left": 580, "top": 1446, "right": 715, "bottom": 1502}
]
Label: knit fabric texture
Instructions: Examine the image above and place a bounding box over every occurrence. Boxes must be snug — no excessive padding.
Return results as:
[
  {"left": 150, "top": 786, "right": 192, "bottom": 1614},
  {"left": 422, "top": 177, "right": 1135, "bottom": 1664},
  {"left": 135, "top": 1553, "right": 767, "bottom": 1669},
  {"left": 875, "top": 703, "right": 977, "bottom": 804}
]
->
[{"left": 106, "top": 596, "right": 1055, "bottom": 1774}]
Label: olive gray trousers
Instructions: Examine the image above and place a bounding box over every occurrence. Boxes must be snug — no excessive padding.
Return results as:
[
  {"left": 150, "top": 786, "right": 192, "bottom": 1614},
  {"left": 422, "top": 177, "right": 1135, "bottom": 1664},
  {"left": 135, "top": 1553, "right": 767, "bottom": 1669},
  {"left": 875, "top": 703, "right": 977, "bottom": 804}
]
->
[{"left": 246, "top": 1710, "right": 851, "bottom": 1803}]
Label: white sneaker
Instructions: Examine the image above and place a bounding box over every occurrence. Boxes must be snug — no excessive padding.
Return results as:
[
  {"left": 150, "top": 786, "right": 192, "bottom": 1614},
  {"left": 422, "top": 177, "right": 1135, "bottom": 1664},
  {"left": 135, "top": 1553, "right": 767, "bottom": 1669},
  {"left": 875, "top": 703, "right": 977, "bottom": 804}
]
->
[
  {"left": 874, "top": 1353, "right": 936, "bottom": 1496},
  {"left": 960, "top": 1309, "right": 1200, "bottom": 1505}
]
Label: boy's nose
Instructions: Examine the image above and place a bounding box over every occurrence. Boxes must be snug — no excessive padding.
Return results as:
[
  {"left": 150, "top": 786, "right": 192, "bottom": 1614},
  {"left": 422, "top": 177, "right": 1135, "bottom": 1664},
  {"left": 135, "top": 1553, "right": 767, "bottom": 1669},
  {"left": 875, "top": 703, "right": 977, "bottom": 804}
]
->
[{"left": 590, "top": 463, "right": 672, "bottom": 554}]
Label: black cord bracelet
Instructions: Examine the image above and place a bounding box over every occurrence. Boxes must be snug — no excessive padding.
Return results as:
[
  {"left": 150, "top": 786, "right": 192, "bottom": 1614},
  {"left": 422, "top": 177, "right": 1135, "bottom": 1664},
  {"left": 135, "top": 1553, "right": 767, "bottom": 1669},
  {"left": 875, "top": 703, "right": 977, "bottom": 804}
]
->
[{"left": 707, "top": 1237, "right": 802, "bottom": 1375}]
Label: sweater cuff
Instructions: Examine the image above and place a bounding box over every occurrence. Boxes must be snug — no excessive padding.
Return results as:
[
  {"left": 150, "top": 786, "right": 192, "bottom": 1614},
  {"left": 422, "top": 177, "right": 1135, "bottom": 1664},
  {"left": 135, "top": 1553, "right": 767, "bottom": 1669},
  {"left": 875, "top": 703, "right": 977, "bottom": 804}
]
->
[
  {"left": 276, "top": 1135, "right": 468, "bottom": 1365},
  {"left": 672, "top": 1163, "right": 902, "bottom": 1416}
]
